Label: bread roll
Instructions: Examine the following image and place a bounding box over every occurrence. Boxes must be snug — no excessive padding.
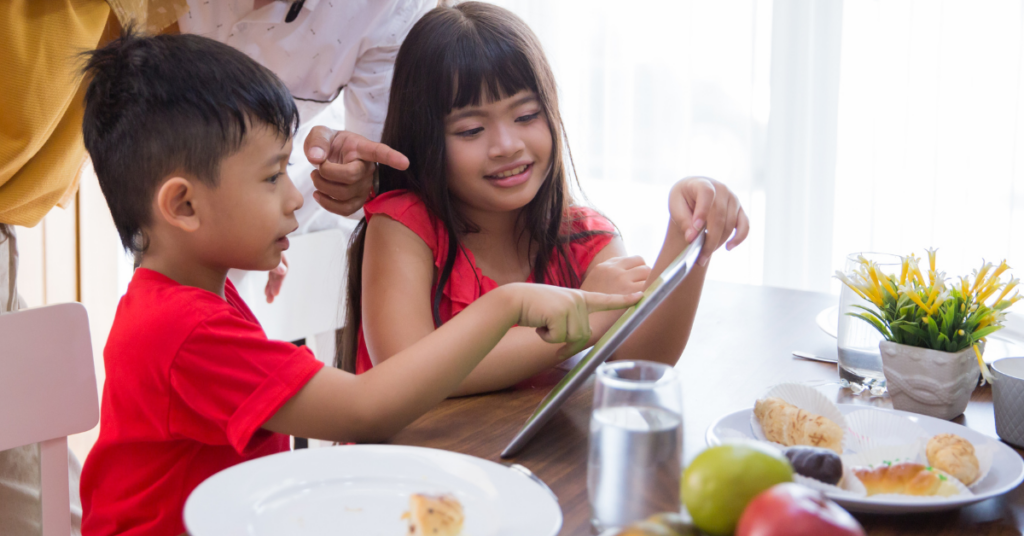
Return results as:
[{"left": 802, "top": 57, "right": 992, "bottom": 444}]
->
[
  {"left": 753, "top": 397, "right": 844, "bottom": 454},
  {"left": 402, "top": 494, "right": 464, "bottom": 536},
  {"left": 853, "top": 463, "right": 961, "bottom": 497},
  {"left": 926, "top": 433, "right": 979, "bottom": 486}
]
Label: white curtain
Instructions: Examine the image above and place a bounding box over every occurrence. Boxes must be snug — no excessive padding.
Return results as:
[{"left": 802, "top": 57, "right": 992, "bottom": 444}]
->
[
  {"left": 491, "top": 0, "right": 774, "bottom": 285},
  {"left": 491, "top": 0, "right": 1024, "bottom": 293},
  {"left": 833, "top": 0, "right": 1024, "bottom": 291}
]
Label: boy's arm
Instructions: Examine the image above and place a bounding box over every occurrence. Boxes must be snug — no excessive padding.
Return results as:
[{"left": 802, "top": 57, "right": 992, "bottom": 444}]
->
[
  {"left": 450, "top": 238, "right": 646, "bottom": 395},
  {"left": 361, "top": 216, "right": 629, "bottom": 396},
  {"left": 263, "top": 283, "right": 638, "bottom": 443}
]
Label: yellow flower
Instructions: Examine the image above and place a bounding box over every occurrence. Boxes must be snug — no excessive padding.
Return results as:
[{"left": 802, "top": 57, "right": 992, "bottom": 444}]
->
[
  {"left": 959, "top": 277, "right": 971, "bottom": 299},
  {"left": 880, "top": 274, "right": 898, "bottom": 298},
  {"left": 900, "top": 256, "right": 910, "bottom": 285},
  {"left": 986, "top": 260, "right": 1011, "bottom": 288},
  {"left": 906, "top": 289, "right": 930, "bottom": 311},
  {"left": 835, "top": 271, "right": 878, "bottom": 304},
  {"left": 909, "top": 257, "right": 926, "bottom": 287},
  {"left": 924, "top": 286, "right": 940, "bottom": 310},
  {"left": 926, "top": 247, "right": 938, "bottom": 274},
  {"left": 868, "top": 262, "right": 901, "bottom": 299},
  {"left": 993, "top": 277, "right": 1019, "bottom": 306},
  {"left": 929, "top": 291, "right": 951, "bottom": 315},
  {"left": 972, "top": 261, "right": 994, "bottom": 294},
  {"left": 978, "top": 280, "right": 1004, "bottom": 303},
  {"left": 863, "top": 285, "right": 884, "bottom": 307},
  {"left": 974, "top": 344, "right": 996, "bottom": 384}
]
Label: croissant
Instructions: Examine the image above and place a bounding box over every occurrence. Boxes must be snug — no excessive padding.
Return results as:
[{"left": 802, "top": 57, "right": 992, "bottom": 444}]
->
[
  {"left": 927, "top": 433, "right": 980, "bottom": 485},
  {"left": 853, "top": 463, "right": 961, "bottom": 497},
  {"left": 753, "top": 397, "right": 844, "bottom": 454}
]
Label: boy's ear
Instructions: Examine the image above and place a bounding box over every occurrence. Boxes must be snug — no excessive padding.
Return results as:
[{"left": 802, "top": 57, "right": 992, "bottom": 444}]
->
[{"left": 155, "top": 177, "right": 200, "bottom": 233}]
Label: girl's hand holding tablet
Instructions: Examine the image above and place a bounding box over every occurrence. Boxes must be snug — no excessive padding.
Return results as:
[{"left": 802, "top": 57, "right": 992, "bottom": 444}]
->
[
  {"left": 668, "top": 176, "right": 751, "bottom": 266},
  {"left": 581, "top": 256, "right": 652, "bottom": 345}
]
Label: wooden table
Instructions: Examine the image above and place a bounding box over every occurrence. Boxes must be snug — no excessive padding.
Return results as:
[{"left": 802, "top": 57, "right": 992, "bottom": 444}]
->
[{"left": 389, "top": 281, "right": 1024, "bottom": 535}]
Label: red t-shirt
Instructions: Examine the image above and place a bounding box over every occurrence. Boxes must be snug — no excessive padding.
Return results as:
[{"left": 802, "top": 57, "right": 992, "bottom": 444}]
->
[
  {"left": 80, "top": 268, "right": 324, "bottom": 536},
  {"left": 355, "top": 190, "right": 616, "bottom": 374}
]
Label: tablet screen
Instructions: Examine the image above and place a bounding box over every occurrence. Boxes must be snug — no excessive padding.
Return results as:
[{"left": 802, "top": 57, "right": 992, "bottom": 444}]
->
[{"left": 501, "top": 230, "right": 706, "bottom": 457}]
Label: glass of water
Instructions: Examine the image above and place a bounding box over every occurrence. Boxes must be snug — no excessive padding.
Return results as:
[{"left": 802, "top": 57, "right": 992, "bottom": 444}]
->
[
  {"left": 588, "top": 360, "right": 683, "bottom": 532},
  {"left": 837, "top": 252, "right": 902, "bottom": 394}
]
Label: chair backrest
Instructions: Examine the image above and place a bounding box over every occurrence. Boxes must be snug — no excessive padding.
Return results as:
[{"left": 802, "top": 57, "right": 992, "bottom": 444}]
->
[
  {"left": 0, "top": 302, "right": 99, "bottom": 536},
  {"left": 228, "top": 228, "right": 348, "bottom": 343}
]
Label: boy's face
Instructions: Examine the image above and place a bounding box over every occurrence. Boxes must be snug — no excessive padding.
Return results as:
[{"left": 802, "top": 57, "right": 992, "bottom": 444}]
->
[{"left": 193, "top": 125, "right": 303, "bottom": 271}]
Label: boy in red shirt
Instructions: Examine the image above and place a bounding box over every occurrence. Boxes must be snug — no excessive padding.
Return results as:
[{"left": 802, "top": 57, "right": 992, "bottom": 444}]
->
[{"left": 77, "top": 31, "right": 638, "bottom": 536}]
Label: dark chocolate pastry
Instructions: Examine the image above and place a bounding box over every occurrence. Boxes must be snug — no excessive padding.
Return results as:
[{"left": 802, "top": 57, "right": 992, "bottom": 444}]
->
[{"left": 785, "top": 446, "right": 843, "bottom": 485}]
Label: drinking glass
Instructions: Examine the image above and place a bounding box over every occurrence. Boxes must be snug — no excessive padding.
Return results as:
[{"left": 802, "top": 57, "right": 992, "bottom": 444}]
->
[
  {"left": 587, "top": 361, "right": 683, "bottom": 532},
  {"left": 837, "top": 252, "right": 901, "bottom": 394}
]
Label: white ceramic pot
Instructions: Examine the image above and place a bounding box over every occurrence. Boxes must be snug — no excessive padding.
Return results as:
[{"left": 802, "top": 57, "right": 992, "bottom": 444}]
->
[{"left": 879, "top": 341, "right": 980, "bottom": 420}]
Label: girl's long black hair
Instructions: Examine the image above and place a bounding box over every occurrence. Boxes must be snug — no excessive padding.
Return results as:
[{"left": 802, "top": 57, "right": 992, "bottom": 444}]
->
[{"left": 337, "top": 2, "right": 610, "bottom": 371}]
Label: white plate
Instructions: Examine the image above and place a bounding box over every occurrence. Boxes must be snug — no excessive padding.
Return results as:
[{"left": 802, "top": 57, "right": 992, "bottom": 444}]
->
[
  {"left": 184, "top": 445, "right": 562, "bottom": 535},
  {"left": 816, "top": 306, "right": 1024, "bottom": 362},
  {"left": 706, "top": 404, "right": 1024, "bottom": 513}
]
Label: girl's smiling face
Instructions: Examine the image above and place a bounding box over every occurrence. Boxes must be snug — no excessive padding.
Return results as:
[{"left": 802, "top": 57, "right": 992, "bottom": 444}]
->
[{"left": 444, "top": 89, "right": 552, "bottom": 218}]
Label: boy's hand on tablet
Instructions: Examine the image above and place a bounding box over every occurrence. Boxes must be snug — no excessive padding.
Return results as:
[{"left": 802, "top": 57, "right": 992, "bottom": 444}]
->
[
  {"left": 305, "top": 127, "right": 410, "bottom": 216},
  {"left": 503, "top": 284, "right": 642, "bottom": 359},
  {"left": 669, "top": 177, "right": 750, "bottom": 267}
]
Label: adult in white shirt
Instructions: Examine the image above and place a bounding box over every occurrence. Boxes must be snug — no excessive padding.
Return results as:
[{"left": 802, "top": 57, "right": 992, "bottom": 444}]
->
[{"left": 178, "top": 0, "right": 423, "bottom": 246}]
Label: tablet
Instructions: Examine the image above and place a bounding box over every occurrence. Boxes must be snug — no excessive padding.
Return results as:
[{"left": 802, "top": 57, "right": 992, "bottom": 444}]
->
[{"left": 500, "top": 230, "right": 706, "bottom": 458}]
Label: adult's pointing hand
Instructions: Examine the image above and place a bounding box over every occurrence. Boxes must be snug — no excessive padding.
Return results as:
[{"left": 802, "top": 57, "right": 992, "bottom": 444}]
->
[{"left": 304, "top": 127, "right": 410, "bottom": 216}]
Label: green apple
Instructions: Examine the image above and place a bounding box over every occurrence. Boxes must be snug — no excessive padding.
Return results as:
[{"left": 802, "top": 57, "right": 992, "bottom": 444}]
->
[{"left": 682, "top": 442, "right": 794, "bottom": 535}]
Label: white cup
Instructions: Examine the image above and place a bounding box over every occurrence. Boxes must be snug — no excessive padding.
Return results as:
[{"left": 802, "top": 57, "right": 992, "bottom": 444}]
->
[{"left": 991, "top": 357, "right": 1024, "bottom": 447}]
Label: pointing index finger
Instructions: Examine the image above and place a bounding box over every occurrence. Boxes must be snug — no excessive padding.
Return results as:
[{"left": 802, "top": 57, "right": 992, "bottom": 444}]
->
[
  {"left": 348, "top": 139, "right": 410, "bottom": 170},
  {"left": 583, "top": 291, "right": 643, "bottom": 313}
]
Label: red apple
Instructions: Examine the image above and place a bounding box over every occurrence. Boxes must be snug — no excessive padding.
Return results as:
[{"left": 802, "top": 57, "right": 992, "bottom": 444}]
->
[{"left": 735, "top": 483, "right": 865, "bottom": 536}]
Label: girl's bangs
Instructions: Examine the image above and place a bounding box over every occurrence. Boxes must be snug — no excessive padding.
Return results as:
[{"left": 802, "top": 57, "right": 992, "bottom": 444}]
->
[{"left": 446, "top": 31, "right": 539, "bottom": 111}]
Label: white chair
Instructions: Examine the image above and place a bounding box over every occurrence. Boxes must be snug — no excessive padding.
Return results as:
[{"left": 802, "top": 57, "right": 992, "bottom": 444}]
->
[{"left": 0, "top": 303, "right": 99, "bottom": 536}]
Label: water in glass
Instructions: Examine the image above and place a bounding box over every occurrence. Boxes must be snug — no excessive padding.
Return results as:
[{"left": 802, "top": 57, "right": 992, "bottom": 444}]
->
[
  {"left": 588, "top": 406, "right": 682, "bottom": 529},
  {"left": 588, "top": 361, "right": 683, "bottom": 532}
]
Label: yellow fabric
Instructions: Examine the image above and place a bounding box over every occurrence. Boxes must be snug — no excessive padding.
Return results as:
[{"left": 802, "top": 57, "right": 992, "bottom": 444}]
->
[
  {"left": 107, "top": 0, "right": 189, "bottom": 34},
  {"left": 0, "top": 0, "right": 109, "bottom": 227}
]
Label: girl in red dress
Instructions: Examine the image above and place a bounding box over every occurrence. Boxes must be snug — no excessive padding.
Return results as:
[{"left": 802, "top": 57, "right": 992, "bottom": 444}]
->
[{"left": 340, "top": 2, "right": 751, "bottom": 394}]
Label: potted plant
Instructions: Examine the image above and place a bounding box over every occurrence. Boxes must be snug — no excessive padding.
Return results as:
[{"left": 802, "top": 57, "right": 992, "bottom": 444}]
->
[{"left": 835, "top": 250, "right": 1020, "bottom": 419}]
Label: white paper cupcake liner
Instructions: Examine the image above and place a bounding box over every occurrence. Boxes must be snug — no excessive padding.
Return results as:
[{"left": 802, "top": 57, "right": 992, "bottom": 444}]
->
[
  {"left": 844, "top": 409, "right": 929, "bottom": 454},
  {"left": 842, "top": 443, "right": 924, "bottom": 469},
  {"left": 750, "top": 383, "right": 850, "bottom": 452},
  {"left": 793, "top": 467, "right": 867, "bottom": 498},
  {"left": 919, "top": 437, "right": 996, "bottom": 489},
  {"left": 971, "top": 442, "right": 997, "bottom": 489}
]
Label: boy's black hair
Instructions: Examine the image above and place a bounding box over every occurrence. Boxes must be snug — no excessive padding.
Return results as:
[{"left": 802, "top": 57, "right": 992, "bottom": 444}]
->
[{"left": 81, "top": 29, "right": 299, "bottom": 253}]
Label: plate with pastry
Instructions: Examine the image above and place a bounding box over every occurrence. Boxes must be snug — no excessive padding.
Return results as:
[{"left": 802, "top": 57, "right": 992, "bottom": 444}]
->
[
  {"left": 707, "top": 402, "right": 1024, "bottom": 513},
  {"left": 183, "top": 444, "right": 561, "bottom": 535}
]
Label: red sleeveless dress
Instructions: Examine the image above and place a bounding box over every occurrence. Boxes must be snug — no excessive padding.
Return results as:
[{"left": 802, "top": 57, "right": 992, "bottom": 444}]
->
[{"left": 355, "top": 190, "right": 616, "bottom": 374}]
